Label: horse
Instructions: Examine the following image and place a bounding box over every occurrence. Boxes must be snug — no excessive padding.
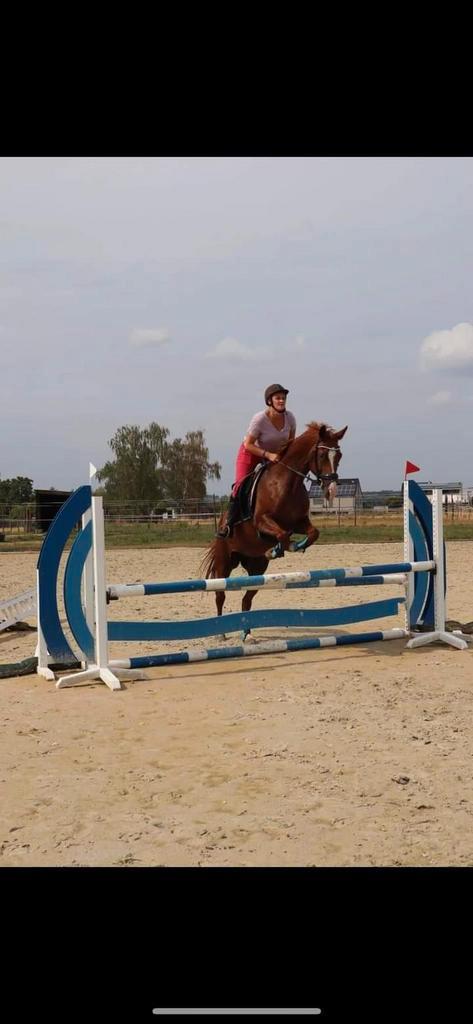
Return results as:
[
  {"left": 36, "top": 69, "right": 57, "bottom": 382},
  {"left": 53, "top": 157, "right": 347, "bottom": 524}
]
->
[{"left": 199, "top": 421, "right": 347, "bottom": 624}]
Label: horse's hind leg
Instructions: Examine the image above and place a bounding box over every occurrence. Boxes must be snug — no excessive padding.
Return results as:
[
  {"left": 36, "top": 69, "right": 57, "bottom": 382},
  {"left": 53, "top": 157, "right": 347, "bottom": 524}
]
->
[
  {"left": 213, "top": 544, "right": 240, "bottom": 639},
  {"left": 240, "top": 555, "right": 269, "bottom": 641}
]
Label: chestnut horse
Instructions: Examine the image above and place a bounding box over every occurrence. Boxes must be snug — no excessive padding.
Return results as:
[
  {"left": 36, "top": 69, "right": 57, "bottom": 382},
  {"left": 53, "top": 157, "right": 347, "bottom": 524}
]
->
[{"left": 200, "top": 422, "right": 347, "bottom": 621}]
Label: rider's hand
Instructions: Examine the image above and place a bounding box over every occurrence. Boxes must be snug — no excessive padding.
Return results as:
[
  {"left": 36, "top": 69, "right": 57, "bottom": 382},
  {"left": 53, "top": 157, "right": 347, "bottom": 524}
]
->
[{"left": 266, "top": 451, "right": 280, "bottom": 463}]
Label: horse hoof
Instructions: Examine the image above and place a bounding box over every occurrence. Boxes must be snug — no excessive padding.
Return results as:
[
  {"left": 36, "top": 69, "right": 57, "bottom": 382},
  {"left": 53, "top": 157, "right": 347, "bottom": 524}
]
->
[
  {"left": 267, "top": 541, "right": 285, "bottom": 559},
  {"left": 289, "top": 537, "right": 309, "bottom": 553}
]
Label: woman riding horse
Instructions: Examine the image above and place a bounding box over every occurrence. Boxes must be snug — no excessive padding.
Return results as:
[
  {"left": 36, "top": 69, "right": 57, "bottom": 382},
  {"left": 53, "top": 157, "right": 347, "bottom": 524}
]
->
[
  {"left": 201, "top": 418, "right": 347, "bottom": 622},
  {"left": 218, "top": 383, "right": 296, "bottom": 538}
]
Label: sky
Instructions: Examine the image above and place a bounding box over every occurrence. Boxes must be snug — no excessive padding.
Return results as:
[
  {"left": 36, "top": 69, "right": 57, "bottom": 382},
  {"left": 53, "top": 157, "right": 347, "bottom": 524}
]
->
[{"left": 1, "top": 155, "right": 472, "bottom": 495}]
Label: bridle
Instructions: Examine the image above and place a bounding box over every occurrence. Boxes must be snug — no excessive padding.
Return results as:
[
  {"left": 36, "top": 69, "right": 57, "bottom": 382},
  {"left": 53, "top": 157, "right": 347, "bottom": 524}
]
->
[
  {"left": 310, "top": 442, "right": 341, "bottom": 485},
  {"left": 277, "top": 441, "right": 342, "bottom": 485}
]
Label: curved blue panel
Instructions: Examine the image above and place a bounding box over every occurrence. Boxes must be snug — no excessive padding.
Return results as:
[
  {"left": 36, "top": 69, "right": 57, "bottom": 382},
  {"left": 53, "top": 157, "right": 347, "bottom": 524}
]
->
[
  {"left": 408, "top": 510, "right": 430, "bottom": 627},
  {"left": 37, "top": 486, "right": 92, "bottom": 662},
  {"left": 409, "top": 480, "right": 433, "bottom": 545},
  {"left": 408, "top": 480, "right": 435, "bottom": 627},
  {"left": 108, "top": 597, "right": 404, "bottom": 642},
  {"left": 63, "top": 519, "right": 95, "bottom": 660}
]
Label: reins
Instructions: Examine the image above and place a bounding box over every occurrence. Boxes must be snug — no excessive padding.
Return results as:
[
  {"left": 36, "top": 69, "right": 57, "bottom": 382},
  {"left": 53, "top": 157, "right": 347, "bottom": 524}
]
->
[{"left": 277, "top": 442, "right": 341, "bottom": 485}]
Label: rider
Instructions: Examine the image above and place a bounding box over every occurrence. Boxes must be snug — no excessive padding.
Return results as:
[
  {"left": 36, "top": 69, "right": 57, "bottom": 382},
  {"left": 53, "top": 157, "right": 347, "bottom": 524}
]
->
[{"left": 217, "top": 384, "right": 296, "bottom": 538}]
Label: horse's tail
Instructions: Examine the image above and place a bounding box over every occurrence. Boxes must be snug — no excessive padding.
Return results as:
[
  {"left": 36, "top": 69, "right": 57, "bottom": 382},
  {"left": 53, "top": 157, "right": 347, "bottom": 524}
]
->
[{"left": 198, "top": 540, "right": 219, "bottom": 580}]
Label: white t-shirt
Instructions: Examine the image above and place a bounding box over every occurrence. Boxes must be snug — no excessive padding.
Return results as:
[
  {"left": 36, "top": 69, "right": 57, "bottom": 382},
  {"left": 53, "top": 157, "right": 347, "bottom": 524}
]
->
[{"left": 245, "top": 409, "right": 297, "bottom": 453}]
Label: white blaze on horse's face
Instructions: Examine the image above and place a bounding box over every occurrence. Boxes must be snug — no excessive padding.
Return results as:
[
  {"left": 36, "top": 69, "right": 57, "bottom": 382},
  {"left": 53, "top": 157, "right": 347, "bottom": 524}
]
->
[
  {"left": 327, "top": 479, "right": 338, "bottom": 504},
  {"left": 326, "top": 448, "right": 338, "bottom": 504},
  {"left": 321, "top": 425, "right": 347, "bottom": 505}
]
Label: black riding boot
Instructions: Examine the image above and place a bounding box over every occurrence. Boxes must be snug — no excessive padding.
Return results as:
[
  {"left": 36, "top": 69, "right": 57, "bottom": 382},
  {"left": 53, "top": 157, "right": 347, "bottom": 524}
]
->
[{"left": 217, "top": 494, "right": 239, "bottom": 538}]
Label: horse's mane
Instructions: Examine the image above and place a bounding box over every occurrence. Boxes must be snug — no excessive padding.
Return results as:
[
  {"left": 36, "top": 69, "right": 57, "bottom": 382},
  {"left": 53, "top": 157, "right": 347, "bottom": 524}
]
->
[{"left": 279, "top": 421, "right": 328, "bottom": 458}]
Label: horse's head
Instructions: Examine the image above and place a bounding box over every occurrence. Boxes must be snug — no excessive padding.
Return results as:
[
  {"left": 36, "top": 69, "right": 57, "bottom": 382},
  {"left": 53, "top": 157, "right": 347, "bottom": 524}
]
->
[{"left": 309, "top": 424, "right": 347, "bottom": 504}]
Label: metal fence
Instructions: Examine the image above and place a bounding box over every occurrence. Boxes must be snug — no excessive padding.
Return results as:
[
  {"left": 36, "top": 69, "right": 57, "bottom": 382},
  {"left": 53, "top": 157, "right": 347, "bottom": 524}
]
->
[
  {"left": 0, "top": 496, "right": 228, "bottom": 536},
  {"left": 1, "top": 495, "right": 473, "bottom": 539}
]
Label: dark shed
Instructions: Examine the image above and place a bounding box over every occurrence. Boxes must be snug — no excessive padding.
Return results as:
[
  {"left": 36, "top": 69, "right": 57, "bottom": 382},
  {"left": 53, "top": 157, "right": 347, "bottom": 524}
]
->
[{"left": 34, "top": 489, "right": 72, "bottom": 533}]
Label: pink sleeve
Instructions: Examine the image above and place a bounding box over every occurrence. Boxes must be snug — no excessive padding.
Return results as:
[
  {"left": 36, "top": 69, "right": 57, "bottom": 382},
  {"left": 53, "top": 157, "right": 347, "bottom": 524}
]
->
[{"left": 288, "top": 411, "right": 296, "bottom": 433}]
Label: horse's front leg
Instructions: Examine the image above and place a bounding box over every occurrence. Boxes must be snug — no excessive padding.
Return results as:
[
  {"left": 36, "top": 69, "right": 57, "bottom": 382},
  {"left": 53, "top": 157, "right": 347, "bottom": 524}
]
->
[
  {"left": 290, "top": 516, "right": 320, "bottom": 552},
  {"left": 254, "top": 512, "right": 292, "bottom": 559}
]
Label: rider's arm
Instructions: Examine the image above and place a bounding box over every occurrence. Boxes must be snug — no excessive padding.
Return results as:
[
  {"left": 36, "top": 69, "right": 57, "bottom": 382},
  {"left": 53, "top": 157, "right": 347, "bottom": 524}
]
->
[
  {"left": 243, "top": 434, "right": 279, "bottom": 463},
  {"left": 243, "top": 433, "right": 265, "bottom": 457}
]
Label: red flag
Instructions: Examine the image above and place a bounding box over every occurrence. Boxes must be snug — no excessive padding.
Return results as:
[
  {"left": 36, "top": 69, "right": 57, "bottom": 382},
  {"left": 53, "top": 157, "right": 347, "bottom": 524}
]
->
[{"left": 405, "top": 460, "right": 420, "bottom": 477}]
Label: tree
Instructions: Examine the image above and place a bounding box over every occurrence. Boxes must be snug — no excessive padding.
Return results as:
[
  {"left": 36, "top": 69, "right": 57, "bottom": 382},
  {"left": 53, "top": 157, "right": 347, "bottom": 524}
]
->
[
  {"left": 96, "top": 423, "right": 221, "bottom": 511},
  {"left": 96, "top": 423, "right": 169, "bottom": 512},
  {"left": 0, "top": 476, "right": 34, "bottom": 514},
  {"left": 160, "top": 430, "right": 221, "bottom": 504}
]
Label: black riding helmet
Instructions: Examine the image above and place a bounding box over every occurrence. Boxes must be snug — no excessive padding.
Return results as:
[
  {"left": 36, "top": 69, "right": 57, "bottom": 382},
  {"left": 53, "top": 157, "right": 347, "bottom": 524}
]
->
[{"left": 265, "top": 384, "right": 289, "bottom": 405}]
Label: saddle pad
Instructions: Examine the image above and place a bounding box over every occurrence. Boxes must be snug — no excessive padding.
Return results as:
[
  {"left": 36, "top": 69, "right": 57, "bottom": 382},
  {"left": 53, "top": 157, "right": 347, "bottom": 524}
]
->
[{"left": 235, "top": 463, "right": 268, "bottom": 520}]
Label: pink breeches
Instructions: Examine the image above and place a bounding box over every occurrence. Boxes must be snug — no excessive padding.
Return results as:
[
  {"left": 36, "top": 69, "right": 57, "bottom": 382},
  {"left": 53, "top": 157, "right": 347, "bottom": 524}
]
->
[{"left": 232, "top": 444, "right": 261, "bottom": 496}]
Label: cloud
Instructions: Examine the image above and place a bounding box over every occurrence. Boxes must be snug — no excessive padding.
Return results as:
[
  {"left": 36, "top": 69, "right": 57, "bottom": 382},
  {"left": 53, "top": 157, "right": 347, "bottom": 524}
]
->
[
  {"left": 281, "top": 334, "right": 308, "bottom": 353},
  {"left": 205, "top": 336, "right": 272, "bottom": 361},
  {"left": 129, "top": 327, "right": 171, "bottom": 347},
  {"left": 420, "top": 322, "right": 473, "bottom": 372},
  {"left": 428, "top": 390, "right": 452, "bottom": 405}
]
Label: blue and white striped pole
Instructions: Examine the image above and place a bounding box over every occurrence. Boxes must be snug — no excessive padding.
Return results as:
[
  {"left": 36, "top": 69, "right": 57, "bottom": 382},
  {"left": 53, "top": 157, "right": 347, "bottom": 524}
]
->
[
  {"left": 56, "top": 628, "right": 409, "bottom": 686},
  {"left": 107, "top": 564, "right": 429, "bottom": 599}
]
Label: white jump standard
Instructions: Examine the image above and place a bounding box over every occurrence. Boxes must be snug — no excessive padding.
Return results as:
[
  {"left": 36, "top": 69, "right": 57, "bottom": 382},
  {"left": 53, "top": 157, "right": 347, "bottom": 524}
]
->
[{"left": 36, "top": 478, "right": 468, "bottom": 691}]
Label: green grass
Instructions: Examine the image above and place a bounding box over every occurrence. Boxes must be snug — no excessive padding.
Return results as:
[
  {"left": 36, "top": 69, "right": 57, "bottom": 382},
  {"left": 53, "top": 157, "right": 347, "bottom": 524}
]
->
[
  {"left": 444, "top": 523, "right": 473, "bottom": 540},
  {"left": 0, "top": 532, "right": 44, "bottom": 553},
  {"left": 2, "top": 519, "right": 473, "bottom": 555},
  {"left": 104, "top": 521, "right": 216, "bottom": 547},
  {"left": 103, "top": 514, "right": 473, "bottom": 547}
]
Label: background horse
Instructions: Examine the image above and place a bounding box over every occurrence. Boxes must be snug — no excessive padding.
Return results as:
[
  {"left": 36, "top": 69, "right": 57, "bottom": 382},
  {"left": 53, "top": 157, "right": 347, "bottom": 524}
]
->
[{"left": 200, "top": 422, "right": 347, "bottom": 622}]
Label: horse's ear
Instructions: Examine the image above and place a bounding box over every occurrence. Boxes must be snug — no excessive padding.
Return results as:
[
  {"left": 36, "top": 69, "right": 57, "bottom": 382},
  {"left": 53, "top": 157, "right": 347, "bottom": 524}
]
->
[{"left": 329, "top": 425, "right": 348, "bottom": 441}]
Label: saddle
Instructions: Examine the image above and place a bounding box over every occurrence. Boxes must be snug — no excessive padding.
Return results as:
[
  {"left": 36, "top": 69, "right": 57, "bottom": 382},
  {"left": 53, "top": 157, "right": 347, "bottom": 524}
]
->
[{"left": 232, "top": 463, "right": 269, "bottom": 524}]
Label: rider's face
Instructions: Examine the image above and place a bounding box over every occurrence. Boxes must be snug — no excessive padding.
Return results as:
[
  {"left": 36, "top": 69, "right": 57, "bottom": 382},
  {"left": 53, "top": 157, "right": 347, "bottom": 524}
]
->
[{"left": 271, "top": 392, "right": 287, "bottom": 409}]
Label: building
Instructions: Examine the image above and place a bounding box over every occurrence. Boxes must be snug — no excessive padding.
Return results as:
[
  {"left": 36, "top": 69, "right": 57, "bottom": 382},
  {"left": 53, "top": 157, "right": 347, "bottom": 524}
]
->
[
  {"left": 417, "top": 481, "right": 463, "bottom": 505},
  {"left": 308, "top": 477, "right": 363, "bottom": 513},
  {"left": 34, "top": 489, "right": 72, "bottom": 533},
  {"left": 362, "top": 490, "right": 403, "bottom": 509}
]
